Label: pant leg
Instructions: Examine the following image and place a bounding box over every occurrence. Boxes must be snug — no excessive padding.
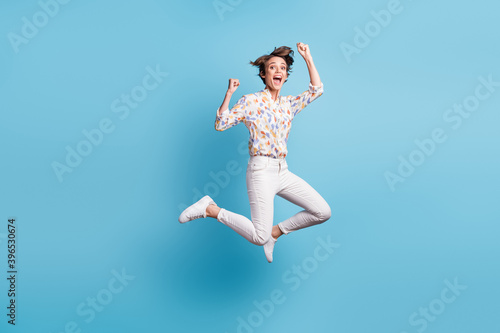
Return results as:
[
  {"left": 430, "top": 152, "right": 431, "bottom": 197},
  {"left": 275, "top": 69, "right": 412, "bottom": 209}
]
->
[
  {"left": 276, "top": 166, "right": 331, "bottom": 235},
  {"left": 216, "top": 158, "right": 278, "bottom": 246}
]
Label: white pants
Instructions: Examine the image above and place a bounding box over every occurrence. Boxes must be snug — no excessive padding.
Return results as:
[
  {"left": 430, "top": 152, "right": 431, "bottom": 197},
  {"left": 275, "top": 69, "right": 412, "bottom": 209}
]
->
[{"left": 216, "top": 155, "right": 332, "bottom": 246}]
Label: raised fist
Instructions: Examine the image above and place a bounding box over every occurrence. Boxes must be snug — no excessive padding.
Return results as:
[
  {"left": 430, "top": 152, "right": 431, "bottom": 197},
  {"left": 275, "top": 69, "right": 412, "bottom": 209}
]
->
[
  {"left": 228, "top": 78, "right": 240, "bottom": 94},
  {"left": 297, "top": 42, "right": 312, "bottom": 60}
]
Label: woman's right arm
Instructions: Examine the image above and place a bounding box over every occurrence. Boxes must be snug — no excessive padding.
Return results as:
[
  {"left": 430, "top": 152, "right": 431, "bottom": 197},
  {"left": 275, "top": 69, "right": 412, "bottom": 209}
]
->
[
  {"left": 217, "top": 79, "right": 240, "bottom": 117},
  {"left": 215, "top": 79, "right": 246, "bottom": 131}
]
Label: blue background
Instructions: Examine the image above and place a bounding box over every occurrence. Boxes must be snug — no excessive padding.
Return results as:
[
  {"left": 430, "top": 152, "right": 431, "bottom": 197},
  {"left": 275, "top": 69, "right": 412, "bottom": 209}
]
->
[{"left": 1, "top": 0, "right": 499, "bottom": 332}]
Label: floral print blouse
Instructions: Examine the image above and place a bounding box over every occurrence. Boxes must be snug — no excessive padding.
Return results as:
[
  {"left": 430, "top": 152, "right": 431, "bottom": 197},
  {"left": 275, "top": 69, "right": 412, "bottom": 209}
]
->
[{"left": 215, "top": 82, "right": 324, "bottom": 159}]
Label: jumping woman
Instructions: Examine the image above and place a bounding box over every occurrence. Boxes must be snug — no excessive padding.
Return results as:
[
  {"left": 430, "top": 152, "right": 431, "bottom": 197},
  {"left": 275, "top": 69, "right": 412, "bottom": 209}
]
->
[{"left": 179, "top": 42, "right": 331, "bottom": 263}]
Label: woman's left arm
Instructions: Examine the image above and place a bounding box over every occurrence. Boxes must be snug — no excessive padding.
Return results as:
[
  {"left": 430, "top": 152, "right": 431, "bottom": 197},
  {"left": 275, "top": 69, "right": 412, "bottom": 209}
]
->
[
  {"left": 288, "top": 42, "right": 323, "bottom": 117},
  {"left": 297, "top": 42, "right": 321, "bottom": 87}
]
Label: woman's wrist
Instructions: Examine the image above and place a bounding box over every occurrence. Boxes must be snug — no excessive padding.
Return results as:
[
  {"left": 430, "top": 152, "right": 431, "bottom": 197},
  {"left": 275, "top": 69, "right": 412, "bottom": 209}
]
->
[{"left": 304, "top": 56, "right": 314, "bottom": 63}]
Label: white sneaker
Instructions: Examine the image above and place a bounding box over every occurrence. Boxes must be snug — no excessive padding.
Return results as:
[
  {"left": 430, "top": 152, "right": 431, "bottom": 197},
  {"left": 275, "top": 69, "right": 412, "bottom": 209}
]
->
[
  {"left": 178, "top": 195, "right": 216, "bottom": 223},
  {"left": 263, "top": 236, "right": 277, "bottom": 263}
]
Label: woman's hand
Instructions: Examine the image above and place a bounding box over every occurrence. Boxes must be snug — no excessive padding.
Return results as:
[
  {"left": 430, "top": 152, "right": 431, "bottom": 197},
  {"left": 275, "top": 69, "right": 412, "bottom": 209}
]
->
[
  {"left": 227, "top": 78, "right": 240, "bottom": 95},
  {"left": 297, "top": 42, "right": 312, "bottom": 61}
]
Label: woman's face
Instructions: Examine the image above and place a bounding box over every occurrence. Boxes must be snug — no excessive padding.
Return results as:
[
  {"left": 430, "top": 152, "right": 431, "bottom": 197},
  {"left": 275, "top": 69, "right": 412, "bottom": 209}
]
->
[{"left": 262, "top": 56, "right": 288, "bottom": 90}]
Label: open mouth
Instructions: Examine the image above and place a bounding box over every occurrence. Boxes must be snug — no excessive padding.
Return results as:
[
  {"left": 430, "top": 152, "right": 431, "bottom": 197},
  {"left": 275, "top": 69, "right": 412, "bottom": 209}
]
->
[{"left": 273, "top": 75, "right": 282, "bottom": 85}]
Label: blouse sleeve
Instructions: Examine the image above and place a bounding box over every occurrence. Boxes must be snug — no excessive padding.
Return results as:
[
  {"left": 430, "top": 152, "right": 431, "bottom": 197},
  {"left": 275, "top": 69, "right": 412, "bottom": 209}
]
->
[
  {"left": 290, "top": 82, "right": 324, "bottom": 117},
  {"left": 215, "top": 95, "right": 247, "bottom": 131}
]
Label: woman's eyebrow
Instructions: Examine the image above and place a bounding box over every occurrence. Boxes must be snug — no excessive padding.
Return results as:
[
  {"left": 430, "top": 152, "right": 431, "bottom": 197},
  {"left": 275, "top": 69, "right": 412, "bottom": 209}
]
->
[{"left": 268, "top": 61, "right": 286, "bottom": 66}]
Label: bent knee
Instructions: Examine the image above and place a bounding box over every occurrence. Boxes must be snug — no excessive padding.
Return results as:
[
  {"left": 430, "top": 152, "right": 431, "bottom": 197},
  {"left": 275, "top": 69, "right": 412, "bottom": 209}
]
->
[{"left": 312, "top": 202, "right": 332, "bottom": 222}]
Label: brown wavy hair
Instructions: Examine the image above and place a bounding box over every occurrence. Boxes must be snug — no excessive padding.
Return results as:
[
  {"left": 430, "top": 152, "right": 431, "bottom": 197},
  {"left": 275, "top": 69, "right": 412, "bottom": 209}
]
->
[{"left": 249, "top": 46, "right": 294, "bottom": 84}]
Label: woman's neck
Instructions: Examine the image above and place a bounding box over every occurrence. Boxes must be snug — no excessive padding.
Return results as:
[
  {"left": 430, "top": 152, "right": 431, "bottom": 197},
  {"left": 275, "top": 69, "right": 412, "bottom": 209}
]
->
[{"left": 265, "top": 86, "right": 281, "bottom": 102}]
